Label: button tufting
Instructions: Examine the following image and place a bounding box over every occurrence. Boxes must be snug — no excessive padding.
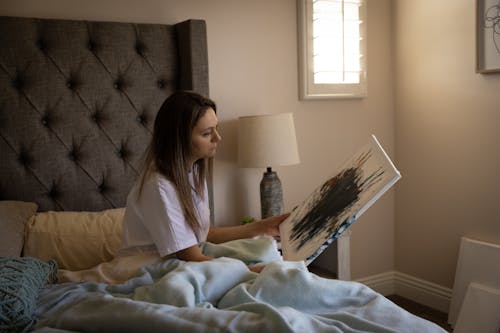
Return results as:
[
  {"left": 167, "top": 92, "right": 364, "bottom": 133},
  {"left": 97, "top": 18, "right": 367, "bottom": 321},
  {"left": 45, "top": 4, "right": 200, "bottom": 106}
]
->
[
  {"left": 88, "top": 40, "right": 97, "bottom": 52},
  {"left": 68, "top": 149, "right": 77, "bottom": 161},
  {"left": 66, "top": 79, "right": 76, "bottom": 90},
  {"left": 136, "top": 114, "right": 146, "bottom": 124},
  {"left": 37, "top": 38, "right": 48, "bottom": 52},
  {"left": 91, "top": 113, "right": 99, "bottom": 123},
  {"left": 41, "top": 116, "right": 49, "bottom": 127},
  {"left": 118, "top": 147, "right": 130, "bottom": 159},
  {"left": 114, "top": 78, "right": 124, "bottom": 91},
  {"left": 12, "top": 77, "right": 24, "bottom": 90},
  {"left": 157, "top": 79, "right": 166, "bottom": 89},
  {"left": 98, "top": 182, "right": 107, "bottom": 193},
  {"left": 135, "top": 42, "right": 146, "bottom": 56},
  {"left": 48, "top": 186, "right": 60, "bottom": 199},
  {"left": 18, "top": 151, "right": 32, "bottom": 166}
]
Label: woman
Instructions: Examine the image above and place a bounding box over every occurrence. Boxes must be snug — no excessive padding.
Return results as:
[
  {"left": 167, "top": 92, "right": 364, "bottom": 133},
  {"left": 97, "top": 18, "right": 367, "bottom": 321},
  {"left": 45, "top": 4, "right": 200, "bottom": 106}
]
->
[{"left": 121, "top": 91, "right": 288, "bottom": 271}]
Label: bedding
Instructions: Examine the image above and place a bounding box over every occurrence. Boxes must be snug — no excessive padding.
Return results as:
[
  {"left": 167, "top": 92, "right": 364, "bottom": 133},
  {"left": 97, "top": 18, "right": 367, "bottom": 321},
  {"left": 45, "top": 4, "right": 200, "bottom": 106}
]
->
[
  {"left": 32, "top": 238, "right": 446, "bottom": 333},
  {"left": 0, "top": 15, "right": 447, "bottom": 333}
]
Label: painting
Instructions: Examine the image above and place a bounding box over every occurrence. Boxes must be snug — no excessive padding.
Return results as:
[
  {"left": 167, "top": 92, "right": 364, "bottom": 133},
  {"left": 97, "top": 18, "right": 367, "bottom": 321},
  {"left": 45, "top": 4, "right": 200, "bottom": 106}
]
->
[
  {"left": 279, "top": 135, "right": 401, "bottom": 265},
  {"left": 476, "top": 0, "right": 500, "bottom": 73}
]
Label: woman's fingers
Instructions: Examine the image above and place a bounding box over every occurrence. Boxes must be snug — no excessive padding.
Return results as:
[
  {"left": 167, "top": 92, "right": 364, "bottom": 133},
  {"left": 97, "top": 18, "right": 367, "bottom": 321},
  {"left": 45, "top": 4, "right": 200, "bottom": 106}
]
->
[
  {"left": 264, "top": 212, "right": 290, "bottom": 225},
  {"left": 248, "top": 264, "right": 265, "bottom": 273}
]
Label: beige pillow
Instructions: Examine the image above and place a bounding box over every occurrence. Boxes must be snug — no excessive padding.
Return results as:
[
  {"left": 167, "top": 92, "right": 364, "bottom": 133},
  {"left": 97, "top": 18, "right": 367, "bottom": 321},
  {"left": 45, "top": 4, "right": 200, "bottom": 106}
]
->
[
  {"left": 0, "top": 201, "right": 38, "bottom": 257},
  {"left": 23, "top": 208, "right": 124, "bottom": 271}
]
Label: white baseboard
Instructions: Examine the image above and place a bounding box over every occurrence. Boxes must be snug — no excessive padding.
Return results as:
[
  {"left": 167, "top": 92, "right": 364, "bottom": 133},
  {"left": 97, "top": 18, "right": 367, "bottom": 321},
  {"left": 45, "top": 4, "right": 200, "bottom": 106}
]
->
[
  {"left": 356, "top": 271, "right": 452, "bottom": 313},
  {"left": 356, "top": 271, "right": 396, "bottom": 295}
]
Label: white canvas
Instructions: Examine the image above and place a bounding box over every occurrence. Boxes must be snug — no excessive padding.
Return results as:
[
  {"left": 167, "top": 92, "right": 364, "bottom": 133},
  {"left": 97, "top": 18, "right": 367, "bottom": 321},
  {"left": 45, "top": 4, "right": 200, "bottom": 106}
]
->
[
  {"left": 280, "top": 135, "right": 401, "bottom": 265},
  {"left": 448, "top": 237, "right": 500, "bottom": 326},
  {"left": 454, "top": 283, "right": 500, "bottom": 333}
]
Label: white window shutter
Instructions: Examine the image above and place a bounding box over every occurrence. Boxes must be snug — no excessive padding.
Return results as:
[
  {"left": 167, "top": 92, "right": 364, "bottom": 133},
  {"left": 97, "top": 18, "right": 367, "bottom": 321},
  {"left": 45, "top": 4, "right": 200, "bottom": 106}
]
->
[{"left": 298, "top": 0, "right": 367, "bottom": 99}]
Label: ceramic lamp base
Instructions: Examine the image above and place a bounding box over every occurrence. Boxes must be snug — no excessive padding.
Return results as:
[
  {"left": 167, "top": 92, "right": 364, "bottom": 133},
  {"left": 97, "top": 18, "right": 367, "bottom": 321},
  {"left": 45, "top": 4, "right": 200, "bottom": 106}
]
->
[{"left": 260, "top": 167, "right": 283, "bottom": 218}]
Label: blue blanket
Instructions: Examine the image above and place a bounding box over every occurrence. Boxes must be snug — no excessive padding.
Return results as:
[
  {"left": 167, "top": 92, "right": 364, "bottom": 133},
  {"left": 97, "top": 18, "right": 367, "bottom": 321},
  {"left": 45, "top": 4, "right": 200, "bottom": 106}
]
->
[{"left": 34, "top": 237, "right": 446, "bottom": 333}]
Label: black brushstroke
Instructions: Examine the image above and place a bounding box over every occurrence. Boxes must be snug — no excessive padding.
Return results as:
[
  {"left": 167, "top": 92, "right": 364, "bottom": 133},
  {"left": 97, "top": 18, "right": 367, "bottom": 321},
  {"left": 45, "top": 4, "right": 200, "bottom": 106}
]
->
[{"left": 290, "top": 149, "right": 385, "bottom": 251}]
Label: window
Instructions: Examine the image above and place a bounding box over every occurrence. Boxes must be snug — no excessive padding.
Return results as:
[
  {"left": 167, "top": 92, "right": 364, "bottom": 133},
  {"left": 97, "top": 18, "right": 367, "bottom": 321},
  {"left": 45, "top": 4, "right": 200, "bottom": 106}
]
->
[{"left": 298, "top": 0, "right": 367, "bottom": 99}]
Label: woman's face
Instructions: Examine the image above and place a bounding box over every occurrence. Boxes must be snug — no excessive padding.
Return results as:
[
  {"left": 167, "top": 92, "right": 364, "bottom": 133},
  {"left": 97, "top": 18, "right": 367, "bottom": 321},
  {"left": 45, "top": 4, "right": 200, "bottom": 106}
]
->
[{"left": 190, "top": 107, "right": 221, "bottom": 164}]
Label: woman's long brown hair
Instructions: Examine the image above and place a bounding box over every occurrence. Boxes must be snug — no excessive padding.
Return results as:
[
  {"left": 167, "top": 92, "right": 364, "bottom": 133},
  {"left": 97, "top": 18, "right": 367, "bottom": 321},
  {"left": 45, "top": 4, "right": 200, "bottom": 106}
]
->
[{"left": 138, "top": 91, "right": 216, "bottom": 235}]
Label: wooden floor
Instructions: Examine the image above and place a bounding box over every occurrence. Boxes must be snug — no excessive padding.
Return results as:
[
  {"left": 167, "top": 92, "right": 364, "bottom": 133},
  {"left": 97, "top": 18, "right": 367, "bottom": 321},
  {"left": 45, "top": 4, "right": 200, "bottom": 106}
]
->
[{"left": 387, "top": 295, "right": 453, "bottom": 332}]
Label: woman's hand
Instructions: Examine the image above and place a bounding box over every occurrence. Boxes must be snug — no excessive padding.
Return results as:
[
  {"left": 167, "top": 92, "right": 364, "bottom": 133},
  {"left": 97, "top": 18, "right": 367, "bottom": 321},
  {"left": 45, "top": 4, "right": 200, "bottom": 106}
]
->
[
  {"left": 207, "top": 213, "right": 290, "bottom": 244},
  {"left": 248, "top": 264, "right": 265, "bottom": 273},
  {"left": 250, "top": 213, "right": 290, "bottom": 240},
  {"left": 175, "top": 245, "right": 213, "bottom": 262}
]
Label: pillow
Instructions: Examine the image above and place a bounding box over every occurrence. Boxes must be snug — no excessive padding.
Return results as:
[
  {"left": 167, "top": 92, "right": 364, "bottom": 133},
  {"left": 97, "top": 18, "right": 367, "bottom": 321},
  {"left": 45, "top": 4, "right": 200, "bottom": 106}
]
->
[
  {"left": 0, "top": 257, "right": 57, "bottom": 333},
  {"left": 0, "top": 201, "right": 38, "bottom": 257},
  {"left": 23, "top": 208, "right": 124, "bottom": 271}
]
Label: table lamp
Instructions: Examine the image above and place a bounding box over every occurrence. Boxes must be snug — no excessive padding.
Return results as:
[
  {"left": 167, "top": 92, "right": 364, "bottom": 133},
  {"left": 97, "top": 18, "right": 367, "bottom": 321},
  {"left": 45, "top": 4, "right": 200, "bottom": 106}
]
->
[{"left": 238, "top": 112, "right": 300, "bottom": 218}]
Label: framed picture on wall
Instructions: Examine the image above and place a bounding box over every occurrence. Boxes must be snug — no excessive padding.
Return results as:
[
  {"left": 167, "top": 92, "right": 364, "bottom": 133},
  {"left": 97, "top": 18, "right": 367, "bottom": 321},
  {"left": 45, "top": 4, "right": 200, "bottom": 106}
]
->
[{"left": 476, "top": 0, "right": 500, "bottom": 73}]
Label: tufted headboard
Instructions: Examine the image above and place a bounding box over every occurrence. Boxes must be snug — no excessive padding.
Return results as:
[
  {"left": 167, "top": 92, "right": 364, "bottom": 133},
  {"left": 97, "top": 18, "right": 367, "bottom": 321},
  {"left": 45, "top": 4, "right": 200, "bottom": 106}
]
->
[{"left": 0, "top": 16, "right": 210, "bottom": 213}]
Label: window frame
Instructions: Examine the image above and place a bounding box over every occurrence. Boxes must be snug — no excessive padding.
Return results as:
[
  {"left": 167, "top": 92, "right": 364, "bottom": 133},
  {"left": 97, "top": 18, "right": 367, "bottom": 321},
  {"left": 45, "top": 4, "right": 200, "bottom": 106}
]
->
[{"left": 297, "top": 0, "right": 367, "bottom": 100}]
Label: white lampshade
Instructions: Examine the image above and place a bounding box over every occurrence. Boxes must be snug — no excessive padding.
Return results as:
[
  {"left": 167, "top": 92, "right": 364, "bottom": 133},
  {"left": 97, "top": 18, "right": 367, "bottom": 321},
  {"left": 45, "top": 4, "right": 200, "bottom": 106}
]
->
[{"left": 238, "top": 113, "right": 300, "bottom": 168}]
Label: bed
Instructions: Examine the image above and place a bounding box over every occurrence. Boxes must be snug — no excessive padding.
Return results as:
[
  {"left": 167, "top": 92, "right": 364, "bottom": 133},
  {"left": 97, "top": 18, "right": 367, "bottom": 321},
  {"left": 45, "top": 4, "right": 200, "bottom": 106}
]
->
[{"left": 0, "top": 15, "right": 447, "bottom": 333}]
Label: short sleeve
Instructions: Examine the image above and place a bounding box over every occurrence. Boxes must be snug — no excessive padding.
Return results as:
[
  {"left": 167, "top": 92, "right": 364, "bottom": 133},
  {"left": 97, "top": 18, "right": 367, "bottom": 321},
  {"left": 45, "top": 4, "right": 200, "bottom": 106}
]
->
[{"left": 126, "top": 175, "right": 199, "bottom": 257}]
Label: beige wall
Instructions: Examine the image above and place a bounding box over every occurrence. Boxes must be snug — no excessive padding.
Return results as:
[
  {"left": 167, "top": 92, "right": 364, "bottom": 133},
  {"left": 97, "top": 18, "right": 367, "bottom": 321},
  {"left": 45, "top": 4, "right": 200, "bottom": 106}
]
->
[
  {"left": 1, "top": 0, "right": 396, "bottom": 280},
  {"left": 394, "top": 0, "right": 500, "bottom": 288}
]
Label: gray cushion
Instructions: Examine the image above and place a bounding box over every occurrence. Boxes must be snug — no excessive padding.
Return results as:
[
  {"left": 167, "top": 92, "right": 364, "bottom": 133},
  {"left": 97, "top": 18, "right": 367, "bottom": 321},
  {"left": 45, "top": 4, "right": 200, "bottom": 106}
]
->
[{"left": 0, "top": 201, "right": 38, "bottom": 257}]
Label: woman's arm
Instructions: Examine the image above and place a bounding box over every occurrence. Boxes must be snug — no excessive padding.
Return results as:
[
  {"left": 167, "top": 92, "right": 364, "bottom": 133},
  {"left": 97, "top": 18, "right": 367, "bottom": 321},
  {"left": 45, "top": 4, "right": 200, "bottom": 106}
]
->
[
  {"left": 176, "top": 245, "right": 263, "bottom": 273},
  {"left": 207, "top": 213, "right": 289, "bottom": 244},
  {"left": 175, "top": 245, "right": 213, "bottom": 261}
]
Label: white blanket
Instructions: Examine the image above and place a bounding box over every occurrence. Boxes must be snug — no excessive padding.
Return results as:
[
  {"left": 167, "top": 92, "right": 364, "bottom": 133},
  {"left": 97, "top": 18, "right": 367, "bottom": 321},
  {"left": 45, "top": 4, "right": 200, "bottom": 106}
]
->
[{"left": 34, "top": 237, "right": 446, "bottom": 333}]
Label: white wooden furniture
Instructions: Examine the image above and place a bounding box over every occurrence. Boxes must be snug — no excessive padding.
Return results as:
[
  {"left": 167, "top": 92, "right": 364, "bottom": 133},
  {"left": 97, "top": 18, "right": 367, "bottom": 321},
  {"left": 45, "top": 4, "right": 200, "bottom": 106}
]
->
[{"left": 310, "top": 230, "right": 352, "bottom": 280}]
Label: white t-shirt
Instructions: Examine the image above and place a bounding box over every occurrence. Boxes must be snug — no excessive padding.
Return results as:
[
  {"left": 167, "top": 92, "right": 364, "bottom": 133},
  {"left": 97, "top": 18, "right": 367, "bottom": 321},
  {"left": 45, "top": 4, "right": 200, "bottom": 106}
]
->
[{"left": 121, "top": 171, "right": 210, "bottom": 257}]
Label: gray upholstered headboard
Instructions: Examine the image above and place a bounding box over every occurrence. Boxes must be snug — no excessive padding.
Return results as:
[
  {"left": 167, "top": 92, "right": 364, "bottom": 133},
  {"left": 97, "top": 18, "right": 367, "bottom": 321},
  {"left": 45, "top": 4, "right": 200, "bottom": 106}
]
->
[{"left": 0, "top": 16, "right": 210, "bottom": 212}]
